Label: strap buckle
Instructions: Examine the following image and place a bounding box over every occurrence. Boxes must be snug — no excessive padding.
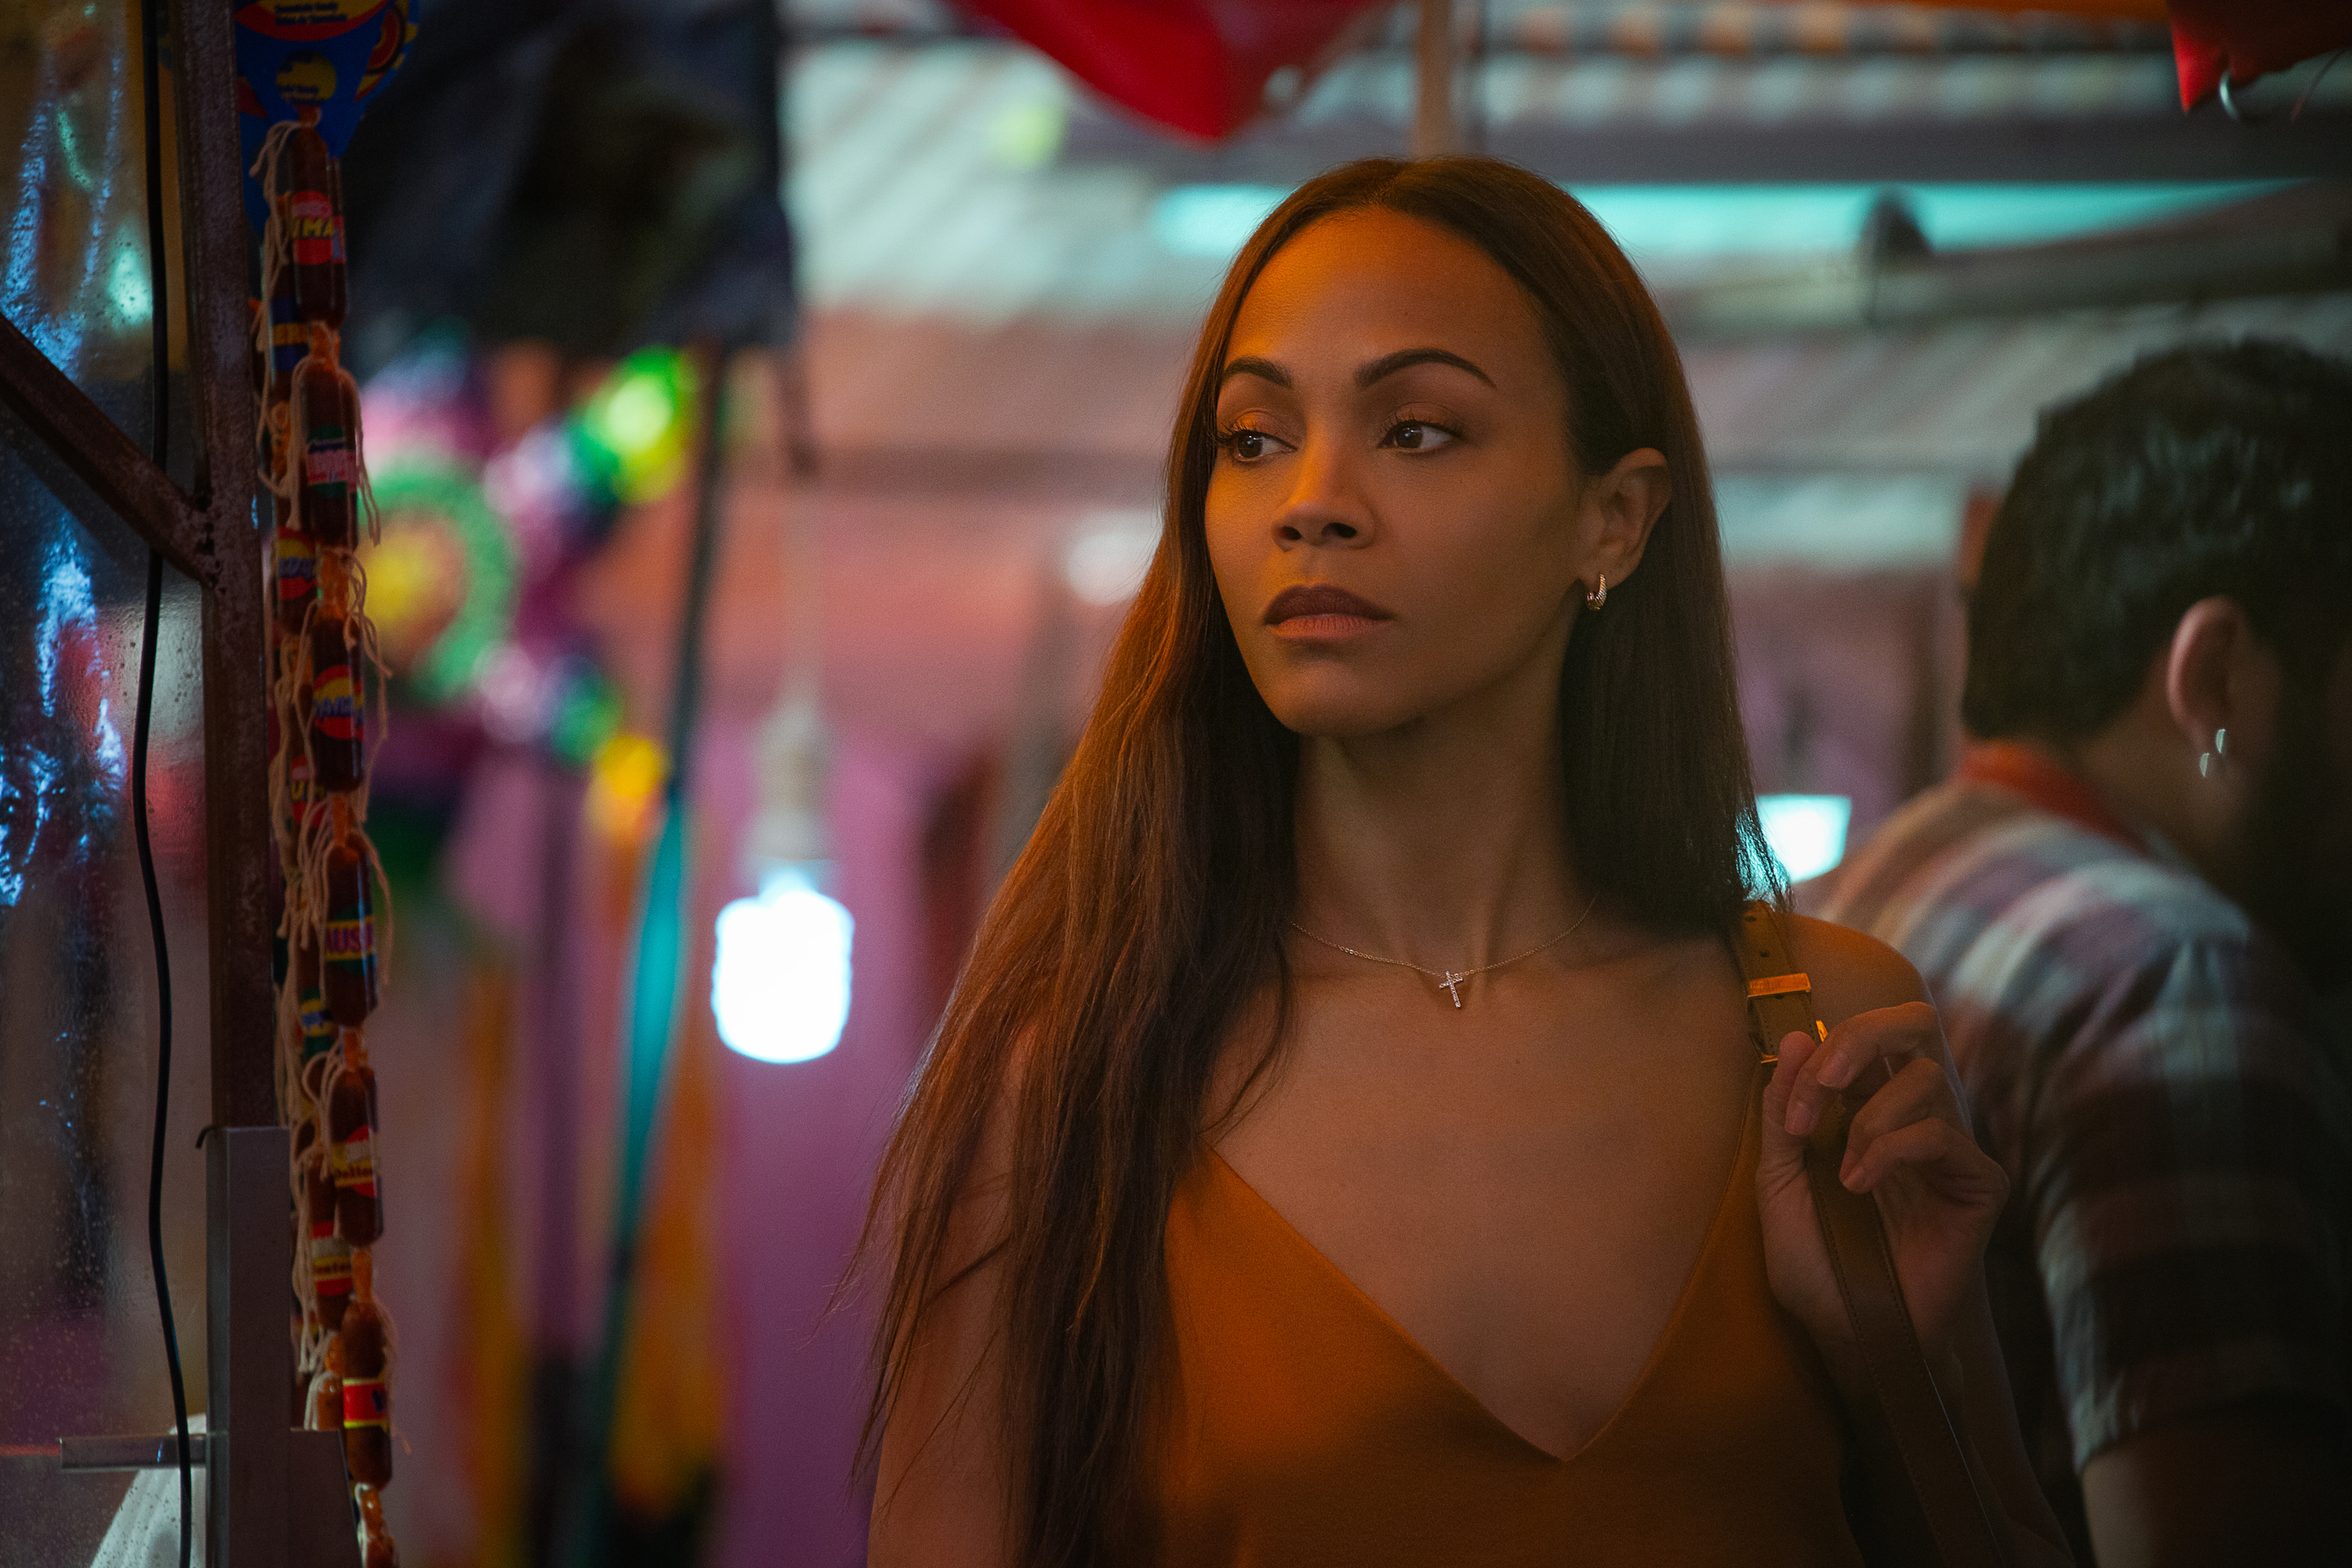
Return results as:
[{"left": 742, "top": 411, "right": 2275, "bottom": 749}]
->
[{"left": 1746, "top": 971, "right": 1811, "bottom": 999}]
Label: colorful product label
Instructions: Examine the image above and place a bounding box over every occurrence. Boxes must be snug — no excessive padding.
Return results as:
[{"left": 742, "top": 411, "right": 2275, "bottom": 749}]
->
[
  {"left": 286, "top": 751, "right": 318, "bottom": 828},
  {"left": 299, "top": 989, "right": 336, "bottom": 1059},
  {"left": 310, "top": 1225, "right": 353, "bottom": 1291},
  {"left": 342, "top": 1376, "right": 390, "bottom": 1429},
  {"left": 270, "top": 299, "right": 307, "bottom": 376},
  {"left": 325, "top": 915, "right": 373, "bottom": 963},
  {"left": 303, "top": 436, "right": 357, "bottom": 492},
  {"left": 235, "top": 0, "right": 391, "bottom": 42},
  {"left": 311, "top": 662, "right": 358, "bottom": 743},
  {"left": 274, "top": 532, "right": 318, "bottom": 608},
  {"left": 289, "top": 191, "right": 338, "bottom": 267},
  {"left": 332, "top": 1127, "right": 376, "bottom": 1195}
]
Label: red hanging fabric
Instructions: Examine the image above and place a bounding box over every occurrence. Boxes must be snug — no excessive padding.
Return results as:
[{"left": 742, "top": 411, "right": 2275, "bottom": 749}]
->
[
  {"left": 958, "top": 0, "right": 1382, "bottom": 140},
  {"left": 2168, "top": 0, "right": 2352, "bottom": 110}
]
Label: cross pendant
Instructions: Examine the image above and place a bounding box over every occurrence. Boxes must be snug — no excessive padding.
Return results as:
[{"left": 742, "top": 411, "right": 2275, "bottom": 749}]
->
[{"left": 1439, "top": 971, "right": 1467, "bottom": 1008}]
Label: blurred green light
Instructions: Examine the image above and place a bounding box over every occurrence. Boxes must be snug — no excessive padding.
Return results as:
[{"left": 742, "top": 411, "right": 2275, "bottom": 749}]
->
[{"left": 577, "top": 348, "right": 697, "bottom": 504}]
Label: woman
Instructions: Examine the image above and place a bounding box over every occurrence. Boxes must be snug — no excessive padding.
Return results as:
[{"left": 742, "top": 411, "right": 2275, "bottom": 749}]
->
[{"left": 863, "top": 157, "right": 2071, "bottom": 1566}]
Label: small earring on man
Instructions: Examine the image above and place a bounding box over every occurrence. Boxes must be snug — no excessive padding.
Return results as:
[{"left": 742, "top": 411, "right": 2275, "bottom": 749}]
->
[
  {"left": 2198, "top": 726, "right": 2228, "bottom": 779},
  {"left": 1585, "top": 573, "right": 1608, "bottom": 610}
]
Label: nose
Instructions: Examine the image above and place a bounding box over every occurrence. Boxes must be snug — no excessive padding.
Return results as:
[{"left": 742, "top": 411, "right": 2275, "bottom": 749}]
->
[{"left": 1272, "top": 441, "right": 1373, "bottom": 549}]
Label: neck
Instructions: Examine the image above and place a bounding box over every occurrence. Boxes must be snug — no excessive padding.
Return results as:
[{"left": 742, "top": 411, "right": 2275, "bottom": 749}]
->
[
  {"left": 2035, "top": 710, "right": 2253, "bottom": 911},
  {"left": 1292, "top": 673, "right": 1584, "bottom": 971}
]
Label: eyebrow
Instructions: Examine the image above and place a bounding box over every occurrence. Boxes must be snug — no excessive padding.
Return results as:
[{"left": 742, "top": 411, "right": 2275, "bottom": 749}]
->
[
  {"left": 1219, "top": 355, "right": 1290, "bottom": 388},
  {"left": 1216, "top": 347, "right": 1496, "bottom": 391},
  {"left": 1356, "top": 347, "right": 1494, "bottom": 389}
]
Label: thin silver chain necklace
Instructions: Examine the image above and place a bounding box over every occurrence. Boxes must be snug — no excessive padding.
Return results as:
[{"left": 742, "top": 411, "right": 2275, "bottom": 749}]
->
[{"left": 1287, "top": 892, "right": 1602, "bottom": 1010}]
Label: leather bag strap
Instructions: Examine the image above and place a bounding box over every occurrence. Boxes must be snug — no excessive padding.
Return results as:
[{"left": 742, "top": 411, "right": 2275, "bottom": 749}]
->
[{"left": 1734, "top": 902, "right": 2009, "bottom": 1568}]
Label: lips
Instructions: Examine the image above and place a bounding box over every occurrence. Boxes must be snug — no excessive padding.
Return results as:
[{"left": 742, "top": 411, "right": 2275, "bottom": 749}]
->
[{"left": 1264, "top": 584, "right": 1395, "bottom": 627}]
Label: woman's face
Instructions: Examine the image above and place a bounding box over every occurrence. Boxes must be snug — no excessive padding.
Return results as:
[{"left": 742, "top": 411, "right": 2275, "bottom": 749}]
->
[{"left": 1205, "top": 208, "right": 1665, "bottom": 740}]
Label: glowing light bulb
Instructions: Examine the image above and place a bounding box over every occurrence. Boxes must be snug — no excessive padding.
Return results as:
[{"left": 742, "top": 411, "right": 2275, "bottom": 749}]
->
[
  {"left": 1756, "top": 794, "right": 1853, "bottom": 884},
  {"left": 711, "top": 863, "right": 854, "bottom": 1064}
]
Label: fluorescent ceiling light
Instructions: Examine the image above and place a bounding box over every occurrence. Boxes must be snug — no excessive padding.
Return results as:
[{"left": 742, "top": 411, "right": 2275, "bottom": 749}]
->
[{"left": 1149, "top": 182, "right": 2289, "bottom": 264}]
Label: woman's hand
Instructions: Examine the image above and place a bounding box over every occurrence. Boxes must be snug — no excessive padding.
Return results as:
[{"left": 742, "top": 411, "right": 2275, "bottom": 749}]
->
[{"left": 1756, "top": 1000, "right": 2009, "bottom": 1372}]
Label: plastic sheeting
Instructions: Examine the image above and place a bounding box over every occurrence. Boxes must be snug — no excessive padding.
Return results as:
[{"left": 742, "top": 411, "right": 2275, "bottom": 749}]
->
[{"left": 0, "top": 3, "right": 212, "bottom": 1559}]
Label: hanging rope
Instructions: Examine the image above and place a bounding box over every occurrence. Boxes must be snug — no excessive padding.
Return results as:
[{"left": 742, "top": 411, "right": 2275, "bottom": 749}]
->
[{"left": 255, "top": 110, "right": 401, "bottom": 1568}]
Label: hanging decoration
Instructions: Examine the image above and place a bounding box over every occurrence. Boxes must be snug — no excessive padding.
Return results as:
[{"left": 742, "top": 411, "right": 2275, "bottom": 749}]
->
[
  {"left": 357, "top": 462, "right": 518, "bottom": 706},
  {"left": 2166, "top": 0, "right": 2352, "bottom": 111},
  {"left": 234, "top": 0, "right": 415, "bottom": 231},
  {"left": 953, "top": 0, "right": 1380, "bottom": 140},
  {"left": 238, "top": 3, "right": 410, "bottom": 1555}
]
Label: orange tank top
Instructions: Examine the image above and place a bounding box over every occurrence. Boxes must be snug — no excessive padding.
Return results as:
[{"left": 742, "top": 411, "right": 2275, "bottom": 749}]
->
[{"left": 1147, "top": 1066, "right": 1865, "bottom": 1566}]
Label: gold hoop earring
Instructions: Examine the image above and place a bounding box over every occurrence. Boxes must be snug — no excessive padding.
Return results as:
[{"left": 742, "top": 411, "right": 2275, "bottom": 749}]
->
[{"left": 1585, "top": 573, "right": 1607, "bottom": 610}]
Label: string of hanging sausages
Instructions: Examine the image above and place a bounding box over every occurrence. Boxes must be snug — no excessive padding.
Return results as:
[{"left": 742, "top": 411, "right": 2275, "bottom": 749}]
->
[{"left": 252, "top": 108, "right": 398, "bottom": 1568}]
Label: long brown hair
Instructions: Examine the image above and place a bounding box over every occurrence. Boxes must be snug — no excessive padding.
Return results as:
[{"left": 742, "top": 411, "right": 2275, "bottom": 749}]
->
[{"left": 861, "top": 156, "right": 1775, "bottom": 1564}]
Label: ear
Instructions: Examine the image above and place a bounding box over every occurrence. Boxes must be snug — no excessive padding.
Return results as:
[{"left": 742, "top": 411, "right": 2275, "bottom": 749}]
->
[
  {"left": 1581, "top": 447, "right": 1672, "bottom": 593},
  {"left": 2162, "top": 596, "right": 2281, "bottom": 776}
]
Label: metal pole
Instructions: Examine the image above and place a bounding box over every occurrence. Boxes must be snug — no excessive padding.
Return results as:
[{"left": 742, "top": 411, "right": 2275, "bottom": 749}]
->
[
  {"left": 205, "top": 1128, "right": 295, "bottom": 1568},
  {"left": 563, "top": 342, "right": 732, "bottom": 1568}
]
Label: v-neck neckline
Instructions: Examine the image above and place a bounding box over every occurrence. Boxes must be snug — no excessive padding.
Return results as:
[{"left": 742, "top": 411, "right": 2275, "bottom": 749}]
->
[{"left": 1201, "top": 1072, "right": 1762, "bottom": 1467}]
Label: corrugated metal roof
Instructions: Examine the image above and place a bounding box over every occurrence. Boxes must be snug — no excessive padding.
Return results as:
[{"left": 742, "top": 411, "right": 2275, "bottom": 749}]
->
[
  {"left": 793, "top": 42, "right": 1225, "bottom": 324},
  {"left": 791, "top": 41, "right": 2351, "bottom": 318},
  {"left": 788, "top": 36, "right": 2352, "bottom": 567},
  {"left": 1685, "top": 292, "right": 2352, "bottom": 474},
  {"left": 1319, "top": 49, "right": 2197, "bottom": 129}
]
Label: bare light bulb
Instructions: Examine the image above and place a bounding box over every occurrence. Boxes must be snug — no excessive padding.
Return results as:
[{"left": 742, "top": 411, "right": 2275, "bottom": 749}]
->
[{"left": 712, "top": 862, "right": 853, "bottom": 1064}]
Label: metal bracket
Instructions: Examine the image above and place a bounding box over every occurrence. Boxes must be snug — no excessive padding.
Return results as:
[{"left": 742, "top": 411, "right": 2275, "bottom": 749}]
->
[
  {"left": 60, "top": 1432, "right": 213, "bottom": 1472},
  {"left": 45, "top": 1428, "right": 356, "bottom": 1566},
  {"left": 202, "top": 1126, "right": 361, "bottom": 1568},
  {"left": 40, "top": 1129, "right": 354, "bottom": 1566}
]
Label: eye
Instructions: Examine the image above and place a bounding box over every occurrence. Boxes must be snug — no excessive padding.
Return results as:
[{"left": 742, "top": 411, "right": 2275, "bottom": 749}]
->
[
  {"left": 1381, "top": 419, "right": 1458, "bottom": 453},
  {"left": 1217, "top": 424, "right": 1286, "bottom": 463}
]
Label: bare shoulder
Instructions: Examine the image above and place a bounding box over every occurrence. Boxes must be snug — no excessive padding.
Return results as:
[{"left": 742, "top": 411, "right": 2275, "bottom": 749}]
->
[{"left": 1784, "top": 913, "right": 1929, "bottom": 1028}]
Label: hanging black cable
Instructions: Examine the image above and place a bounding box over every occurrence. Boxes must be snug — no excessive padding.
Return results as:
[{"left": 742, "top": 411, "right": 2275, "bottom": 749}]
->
[{"left": 135, "top": 0, "right": 194, "bottom": 1559}]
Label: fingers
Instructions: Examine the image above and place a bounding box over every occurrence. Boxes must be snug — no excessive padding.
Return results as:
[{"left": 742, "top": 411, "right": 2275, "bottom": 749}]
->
[
  {"left": 1838, "top": 1109, "right": 2005, "bottom": 1208},
  {"left": 1757, "top": 1026, "right": 1822, "bottom": 1203},
  {"left": 1838, "top": 1057, "right": 1969, "bottom": 1190},
  {"left": 1761, "top": 1024, "right": 1818, "bottom": 1134},
  {"left": 1780, "top": 999, "right": 1943, "bottom": 1140}
]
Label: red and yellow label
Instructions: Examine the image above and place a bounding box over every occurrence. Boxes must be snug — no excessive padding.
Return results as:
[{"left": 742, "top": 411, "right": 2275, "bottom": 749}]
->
[
  {"left": 342, "top": 1376, "right": 390, "bottom": 1429},
  {"left": 289, "top": 191, "right": 339, "bottom": 267},
  {"left": 310, "top": 1225, "right": 353, "bottom": 1292},
  {"left": 311, "top": 663, "right": 358, "bottom": 743},
  {"left": 356, "top": 1, "right": 412, "bottom": 100},
  {"left": 275, "top": 532, "right": 318, "bottom": 608},
  {"left": 332, "top": 1127, "right": 376, "bottom": 1195}
]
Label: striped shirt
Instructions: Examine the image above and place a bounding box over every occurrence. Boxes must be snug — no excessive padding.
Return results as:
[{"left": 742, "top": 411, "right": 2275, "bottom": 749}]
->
[{"left": 1817, "top": 746, "right": 2352, "bottom": 1538}]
